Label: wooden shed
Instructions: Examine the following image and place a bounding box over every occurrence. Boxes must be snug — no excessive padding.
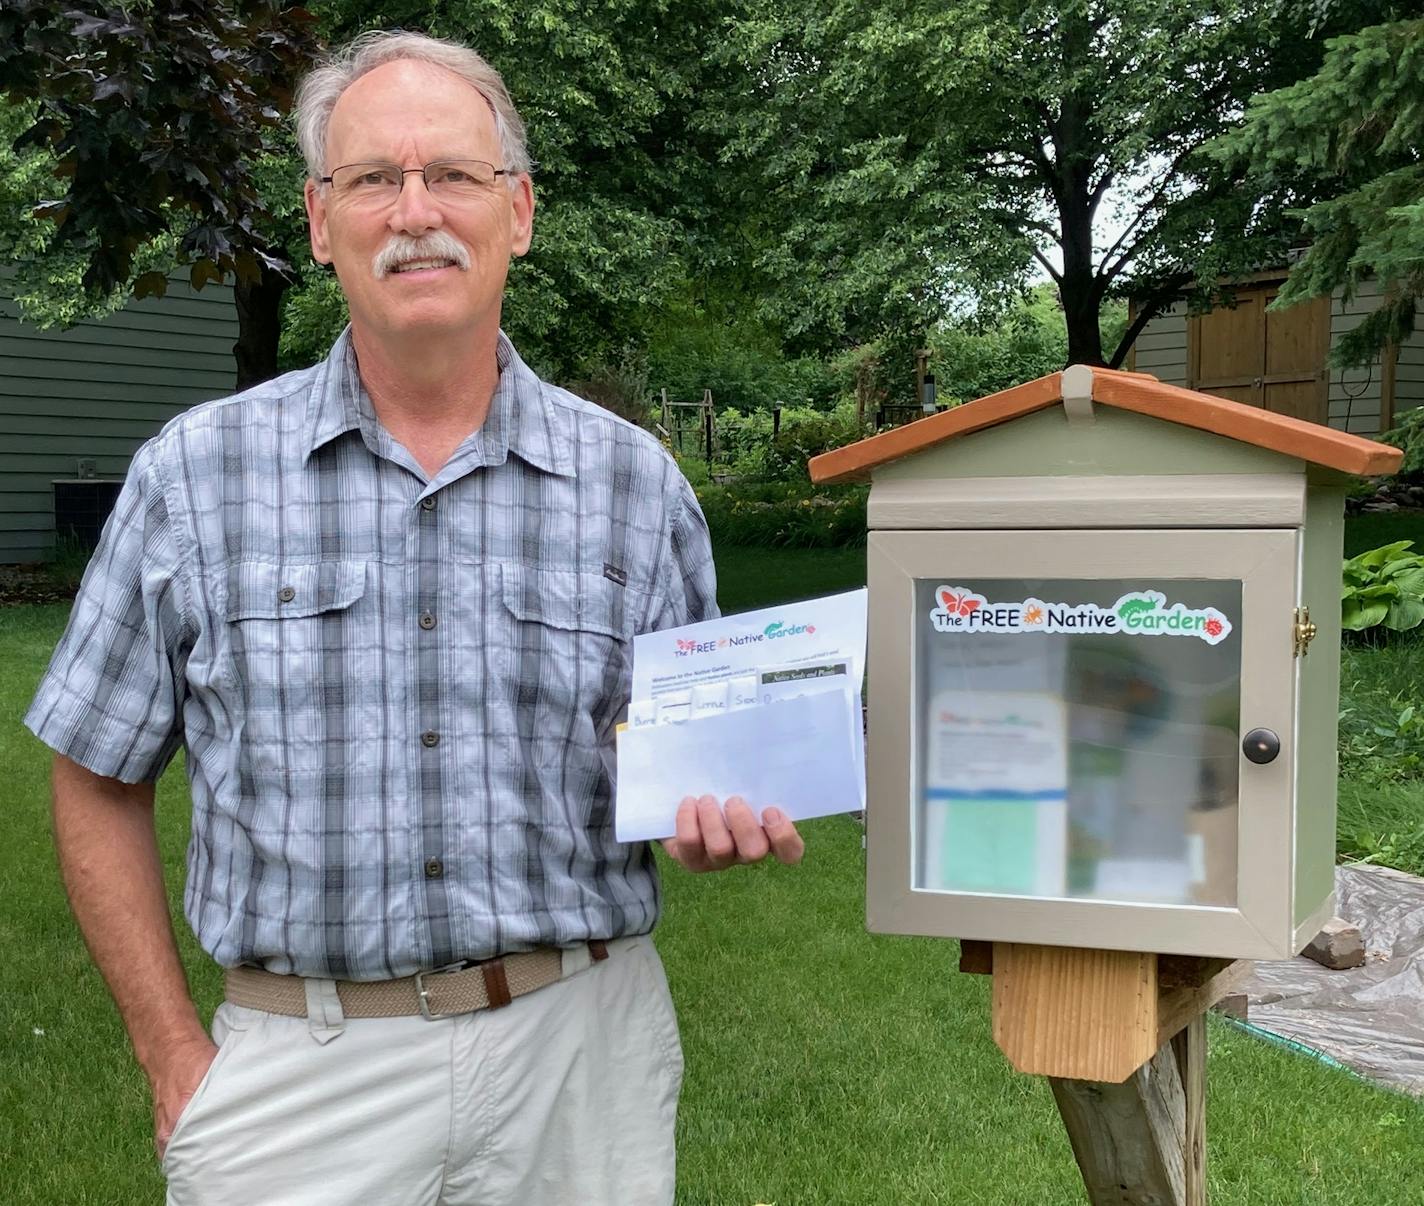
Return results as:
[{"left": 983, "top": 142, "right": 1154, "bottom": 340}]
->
[
  {"left": 0, "top": 277, "right": 238, "bottom": 564},
  {"left": 1129, "top": 273, "right": 1424, "bottom": 436}
]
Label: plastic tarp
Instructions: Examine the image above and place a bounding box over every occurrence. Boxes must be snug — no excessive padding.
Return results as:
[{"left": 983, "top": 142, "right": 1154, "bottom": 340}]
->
[{"left": 1240, "top": 864, "right": 1424, "bottom": 1096}]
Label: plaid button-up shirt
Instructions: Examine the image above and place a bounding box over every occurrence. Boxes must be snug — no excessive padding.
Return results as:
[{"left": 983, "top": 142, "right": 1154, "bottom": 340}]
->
[{"left": 26, "top": 329, "right": 717, "bottom": 979}]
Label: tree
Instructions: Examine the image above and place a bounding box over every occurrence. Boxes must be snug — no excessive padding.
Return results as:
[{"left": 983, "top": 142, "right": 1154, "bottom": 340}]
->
[
  {"left": 278, "top": 0, "right": 750, "bottom": 381},
  {"left": 714, "top": 0, "right": 1361, "bottom": 366},
  {"left": 1211, "top": 12, "right": 1424, "bottom": 366},
  {"left": 0, "top": 0, "right": 320, "bottom": 388}
]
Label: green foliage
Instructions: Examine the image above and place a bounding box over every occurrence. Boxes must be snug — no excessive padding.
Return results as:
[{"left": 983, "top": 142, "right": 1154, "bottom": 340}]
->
[
  {"left": 1380, "top": 405, "right": 1424, "bottom": 477},
  {"left": 0, "top": 0, "right": 320, "bottom": 302},
  {"left": 646, "top": 304, "right": 840, "bottom": 414},
  {"left": 762, "top": 400, "right": 865, "bottom": 482},
  {"left": 714, "top": 0, "right": 1332, "bottom": 363},
  {"left": 1341, "top": 540, "right": 1424, "bottom": 635},
  {"left": 561, "top": 342, "right": 653, "bottom": 428},
  {"left": 927, "top": 286, "right": 1126, "bottom": 402},
  {"left": 1338, "top": 634, "right": 1424, "bottom": 839},
  {"left": 1212, "top": 16, "right": 1424, "bottom": 366},
  {"left": 695, "top": 481, "right": 867, "bottom": 548},
  {"left": 43, "top": 533, "right": 95, "bottom": 595},
  {"left": 312, "top": 0, "right": 743, "bottom": 380},
  {"left": 1340, "top": 697, "right": 1424, "bottom": 785}
]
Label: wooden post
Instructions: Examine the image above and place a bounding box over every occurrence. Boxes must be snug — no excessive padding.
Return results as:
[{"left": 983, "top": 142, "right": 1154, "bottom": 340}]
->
[
  {"left": 701, "top": 389, "right": 714, "bottom": 463},
  {"left": 960, "top": 942, "right": 1242, "bottom": 1205}
]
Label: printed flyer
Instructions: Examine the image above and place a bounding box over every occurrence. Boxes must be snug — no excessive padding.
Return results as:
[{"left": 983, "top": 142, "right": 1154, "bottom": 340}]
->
[{"left": 919, "top": 690, "right": 1069, "bottom": 897}]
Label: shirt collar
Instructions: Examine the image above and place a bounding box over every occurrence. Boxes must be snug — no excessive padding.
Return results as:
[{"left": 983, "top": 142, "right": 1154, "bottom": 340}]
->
[{"left": 300, "top": 327, "right": 574, "bottom": 479}]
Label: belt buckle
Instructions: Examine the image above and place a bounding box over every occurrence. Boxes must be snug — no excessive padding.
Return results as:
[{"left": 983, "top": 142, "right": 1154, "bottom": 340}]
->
[{"left": 413, "top": 964, "right": 463, "bottom": 1021}]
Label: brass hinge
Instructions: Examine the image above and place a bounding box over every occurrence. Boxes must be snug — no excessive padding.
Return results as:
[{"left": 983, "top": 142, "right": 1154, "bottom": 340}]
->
[{"left": 1293, "top": 605, "right": 1317, "bottom": 657}]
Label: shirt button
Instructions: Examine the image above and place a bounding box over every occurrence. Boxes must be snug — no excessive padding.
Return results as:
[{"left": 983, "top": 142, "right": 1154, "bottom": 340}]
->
[
  {"left": 420, "top": 496, "right": 437, "bottom": 511},
  {"left": 419, "top": 610, "right": 437, "bottom": 630},
  {"left": 277, "top": 585, "right": 296, "bottom": 603},
  {"left": 420, "top": 730, "right": 440, "bottom": 748},
  {"left": 424, "top": 858, "right": 444, "bottom": 879}
]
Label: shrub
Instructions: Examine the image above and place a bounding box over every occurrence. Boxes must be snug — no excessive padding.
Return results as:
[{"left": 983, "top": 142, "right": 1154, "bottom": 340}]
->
[
  {"left": 1381, "top": 405, "right": 1424, "bottom": 477},
  {"left": 694, "top": 482, "right": 867, "bottom": 549},
  {"left": 564, "top": 344, "right": 653, "bottom": 428},
  {"left": 1341, "top": 540, "right": 1424, "bottom": 638},
  {"left": 762, "top": 401, "right": 866, "bottom": 482}
]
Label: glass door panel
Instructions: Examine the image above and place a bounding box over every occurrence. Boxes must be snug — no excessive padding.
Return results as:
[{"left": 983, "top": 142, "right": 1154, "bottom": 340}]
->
[{"left": 911, "top": 577, "right": 1242, "bottom": 907}]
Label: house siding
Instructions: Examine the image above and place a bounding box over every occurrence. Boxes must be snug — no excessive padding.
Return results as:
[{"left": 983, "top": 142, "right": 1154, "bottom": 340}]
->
[
  {"left": 1327, "top": 277, "right": 1386, "bottom": 435},
  {"left": 1128, "top": 300, "right": 1189, "bottom": 386},
  {"left": 0, "top": 278, "right": 238, "bottom": 564},
  {"left": 1396, "top": 313, "right": 1424, "bottom": 417}
]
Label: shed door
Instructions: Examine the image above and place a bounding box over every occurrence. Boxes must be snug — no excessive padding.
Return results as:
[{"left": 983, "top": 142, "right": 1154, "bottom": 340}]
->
[{"left": 1189, "top": 284, "right": 1329, "bottom": 424}]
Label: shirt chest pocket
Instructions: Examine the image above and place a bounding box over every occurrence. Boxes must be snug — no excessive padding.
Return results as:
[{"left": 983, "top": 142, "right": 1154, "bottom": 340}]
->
[
  {"left": 497, "top": 564, "right": 641, "bottom": 740},
  {"left": 223, "top": 560, "right": 370, "bottom": 711}
]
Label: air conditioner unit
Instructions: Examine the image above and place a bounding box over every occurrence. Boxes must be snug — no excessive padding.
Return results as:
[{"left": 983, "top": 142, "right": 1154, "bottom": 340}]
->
[{"left": 52, "top": 479, "right": 124, "bottom": 549}]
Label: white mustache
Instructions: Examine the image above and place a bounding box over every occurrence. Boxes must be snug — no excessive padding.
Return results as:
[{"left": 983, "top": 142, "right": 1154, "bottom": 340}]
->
[{"left": 372, "top": 232, "right": 471, "bottom": 279}]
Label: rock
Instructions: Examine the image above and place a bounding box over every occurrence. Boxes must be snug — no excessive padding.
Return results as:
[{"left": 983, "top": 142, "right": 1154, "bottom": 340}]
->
[
  {"left": 1212, "top": 993, "right": 1249, "bottom": 1021},
  {"left": 1362, "top": 500, "right": 1400, "bottom": 513},
  {"left": 1302, "top": 917, "right": 1366, "bottom": 970}
]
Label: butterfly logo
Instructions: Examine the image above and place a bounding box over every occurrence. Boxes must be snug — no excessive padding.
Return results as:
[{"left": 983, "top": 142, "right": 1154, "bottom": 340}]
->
[
  {"left": 676, "top": 638, "right": 697, "bottom": 652},
  {"left": 935, "top": 586, "right": 985, "bottom": 617}
]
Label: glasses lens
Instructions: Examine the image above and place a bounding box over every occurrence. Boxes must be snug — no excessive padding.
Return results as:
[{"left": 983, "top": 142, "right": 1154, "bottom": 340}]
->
[
  {"left": 427, "top": 160, "right": 498, "bottom": 198},
  {"left": 330, "top": 164, "right": 401, "bottom": 201}
]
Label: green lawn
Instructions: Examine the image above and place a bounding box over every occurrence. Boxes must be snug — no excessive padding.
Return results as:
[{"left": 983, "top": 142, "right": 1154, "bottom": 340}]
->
[{"left": 4, "top": 541, "right": 1424, "bottom": 1204}]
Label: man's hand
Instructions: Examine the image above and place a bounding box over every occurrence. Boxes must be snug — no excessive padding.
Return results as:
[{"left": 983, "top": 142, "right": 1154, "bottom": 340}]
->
[
  {"left": 150, "top": 1035, "right": 219, "bottom": 1160},
  {"left": 661, "top": 795, "right": 805, "bottom": 873}
]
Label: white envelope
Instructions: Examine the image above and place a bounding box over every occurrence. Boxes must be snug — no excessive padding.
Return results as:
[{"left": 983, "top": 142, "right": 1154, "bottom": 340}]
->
[
  {"left": 616, "top": 588, "right": 869, "bottom": 842},
  {"left": 615, "top": 687, "right": 863, "bottom": 841}
]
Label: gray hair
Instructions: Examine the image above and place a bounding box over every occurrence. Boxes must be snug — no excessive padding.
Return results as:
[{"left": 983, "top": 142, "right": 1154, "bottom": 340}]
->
[{"left": 294, "top": 31, "right": 532, "bottom": 182}]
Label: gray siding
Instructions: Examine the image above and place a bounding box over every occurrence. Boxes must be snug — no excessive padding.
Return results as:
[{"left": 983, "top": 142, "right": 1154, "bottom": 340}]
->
[
  {"left": 1128, "top": 277, "right": 1424, "bottom": 438},
  {"left": 0, "top": 277, "right": 238, "bottom": 563},
  {"left": 1129, "top": 300, "right": 1188, "bottom": 386},
  {"left": 1396, "top": 311, "right": 1424, "bottom": 418},
  {"left": 1328, "top": 277, "right": 1385, "bottom": 435}
]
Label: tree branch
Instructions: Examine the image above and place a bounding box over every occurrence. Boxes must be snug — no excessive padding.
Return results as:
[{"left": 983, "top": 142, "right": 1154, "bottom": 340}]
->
[
  {"left": 1107, "top": 271, "right": 1193, "bottom": 368},
  {"left": 1031, "top": 245, "right": 1063, "bottom": 285}
]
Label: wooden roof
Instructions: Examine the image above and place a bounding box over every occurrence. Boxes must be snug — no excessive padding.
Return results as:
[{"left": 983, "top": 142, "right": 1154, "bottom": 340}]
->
[{"left": 808, "top": 366, "right": 1403, "bottom": 484}]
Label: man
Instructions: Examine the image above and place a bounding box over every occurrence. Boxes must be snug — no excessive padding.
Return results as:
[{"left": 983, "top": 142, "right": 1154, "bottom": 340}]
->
[{"left": 26, "top": 30, "right": 803, "bottom": 1206}]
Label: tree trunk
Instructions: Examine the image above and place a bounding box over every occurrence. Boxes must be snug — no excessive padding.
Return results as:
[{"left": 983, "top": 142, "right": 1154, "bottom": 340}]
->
[{"left": 233, "top": 263, "right": 290, "bottom": 390}]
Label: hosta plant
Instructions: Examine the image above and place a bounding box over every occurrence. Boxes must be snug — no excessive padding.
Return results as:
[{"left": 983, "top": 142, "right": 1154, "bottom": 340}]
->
[{"left": 1341, "top": 541, "right": 1424, "bottom": 635}]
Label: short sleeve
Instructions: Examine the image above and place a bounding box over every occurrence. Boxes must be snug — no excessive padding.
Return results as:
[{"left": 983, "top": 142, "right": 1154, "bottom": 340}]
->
[
  {"left": 645, "top": 474, "right": 719, "bottom": 633},
  {"left": 24, "top": 442, "right": 193, "bottom": 783}
]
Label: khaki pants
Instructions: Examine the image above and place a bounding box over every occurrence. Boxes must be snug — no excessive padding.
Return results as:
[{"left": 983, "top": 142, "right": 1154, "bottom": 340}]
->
[{"left": 163, "top": 936, "right": 682, "bottom": 1206}]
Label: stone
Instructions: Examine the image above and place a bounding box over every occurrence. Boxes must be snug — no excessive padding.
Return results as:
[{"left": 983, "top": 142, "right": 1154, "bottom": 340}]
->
[
  {"left": 1302, "top": 917, "right": 1366, "bottom": 970},
  {"left": 1212, "top": 993, "right": 1249, "bottom": 1021}
]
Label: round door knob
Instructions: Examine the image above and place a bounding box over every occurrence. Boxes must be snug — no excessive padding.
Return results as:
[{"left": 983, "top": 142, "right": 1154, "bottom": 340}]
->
[{"left": 1242, "top": 728, "right": 1280, "bottom": 765}]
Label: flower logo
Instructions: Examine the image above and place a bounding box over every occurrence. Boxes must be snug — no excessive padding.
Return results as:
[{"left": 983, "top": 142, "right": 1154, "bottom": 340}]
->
[
  {"left": 1205, "top": 617, "right": 1223, "bottom": 638},
  {"left": 1023, "top": 604, "right": 1045, "bottom": 625}
]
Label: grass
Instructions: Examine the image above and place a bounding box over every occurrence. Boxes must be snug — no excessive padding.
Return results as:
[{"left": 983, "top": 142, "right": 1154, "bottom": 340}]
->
[{"left": 4, "top": 536, "right": 1424, "bottom": 1203}]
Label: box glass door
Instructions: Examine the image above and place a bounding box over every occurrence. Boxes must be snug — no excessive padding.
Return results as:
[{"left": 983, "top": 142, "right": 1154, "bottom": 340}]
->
[{"left": 912, "top": 577, "right": 1241, "bottom": 907}]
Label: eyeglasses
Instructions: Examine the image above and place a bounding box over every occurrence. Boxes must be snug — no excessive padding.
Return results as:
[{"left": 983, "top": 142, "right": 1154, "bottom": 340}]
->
[{"left": 320, "top": 160, "right": 509, "bottom": 206}]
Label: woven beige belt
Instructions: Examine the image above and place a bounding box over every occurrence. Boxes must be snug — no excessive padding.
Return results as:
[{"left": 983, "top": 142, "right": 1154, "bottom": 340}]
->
[{"left": 225, "top": 941, "right": 609, "bottom": 1020}]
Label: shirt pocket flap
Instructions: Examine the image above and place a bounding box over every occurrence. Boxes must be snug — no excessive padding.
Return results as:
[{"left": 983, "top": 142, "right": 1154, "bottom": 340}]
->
[
  {"left": 226, "top": 560, "right": 368, "bottom": 622},
  {"left": 499, "top": 564, "right": 633, "bottom": 640}
]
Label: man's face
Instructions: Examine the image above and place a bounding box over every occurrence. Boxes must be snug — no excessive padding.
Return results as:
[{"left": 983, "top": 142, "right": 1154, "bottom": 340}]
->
[{"left": 304, "top": 59, "right": 534, "bottom": 345}]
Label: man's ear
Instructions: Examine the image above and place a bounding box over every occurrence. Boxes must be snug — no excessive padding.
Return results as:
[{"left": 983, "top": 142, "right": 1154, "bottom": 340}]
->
[
  {"left": 510, "top": 175, "right": 535, "bottom": 259},
  {"left": 305, "top": 178, "right": 333, "bottom": 265}
]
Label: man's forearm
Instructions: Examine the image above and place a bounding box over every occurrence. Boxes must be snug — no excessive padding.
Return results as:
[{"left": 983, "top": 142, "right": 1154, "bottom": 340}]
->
[{"left": 51, "top": 754, "right": 208, "bottom": 1074}]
